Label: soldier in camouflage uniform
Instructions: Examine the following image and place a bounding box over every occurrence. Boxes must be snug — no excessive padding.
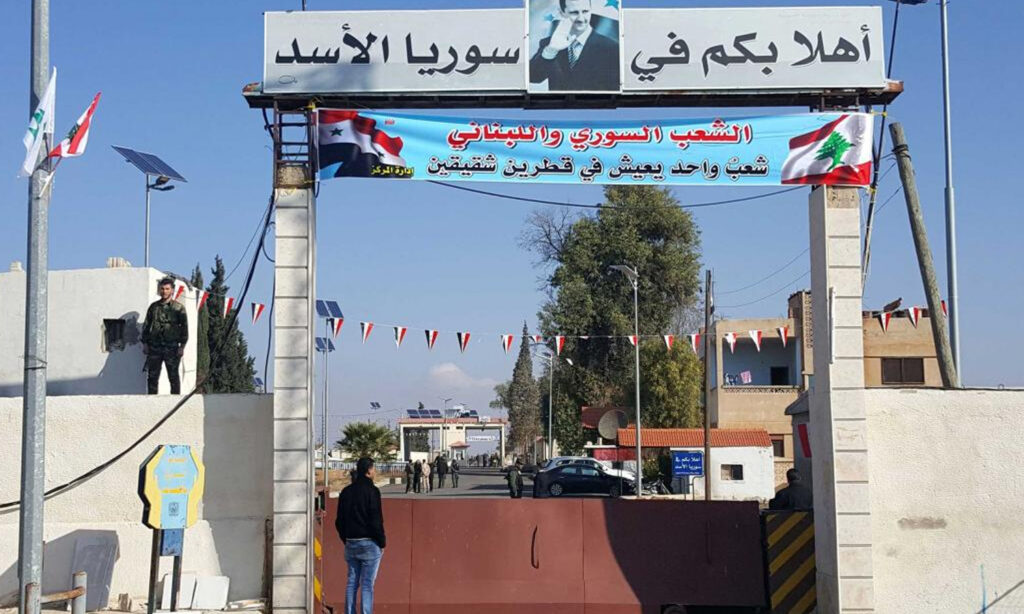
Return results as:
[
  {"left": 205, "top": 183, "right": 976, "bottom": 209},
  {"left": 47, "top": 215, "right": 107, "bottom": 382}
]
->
[{"left": 142, "top": 277, "right": 189, "bottom": 394}]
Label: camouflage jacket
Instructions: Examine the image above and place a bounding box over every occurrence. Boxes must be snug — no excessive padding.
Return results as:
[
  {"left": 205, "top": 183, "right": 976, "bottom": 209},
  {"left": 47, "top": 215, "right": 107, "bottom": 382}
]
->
[{"left": 142, "top": 299, "right": 188, "bottom": 348}]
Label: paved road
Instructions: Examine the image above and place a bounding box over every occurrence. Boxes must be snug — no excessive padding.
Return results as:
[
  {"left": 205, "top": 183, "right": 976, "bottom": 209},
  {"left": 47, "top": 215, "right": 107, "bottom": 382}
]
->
[{"left": 380, "top": 468, "right": 533, "bottom": 499}]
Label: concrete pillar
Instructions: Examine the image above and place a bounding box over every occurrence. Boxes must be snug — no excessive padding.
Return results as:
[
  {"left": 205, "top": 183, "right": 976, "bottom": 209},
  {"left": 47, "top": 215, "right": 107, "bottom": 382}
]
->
[
  {"left": 807, "top": 186, "right": 874, "bottom": 612},
  {"left": 271, "top": 185, "right": 316, "bottom": 614}
]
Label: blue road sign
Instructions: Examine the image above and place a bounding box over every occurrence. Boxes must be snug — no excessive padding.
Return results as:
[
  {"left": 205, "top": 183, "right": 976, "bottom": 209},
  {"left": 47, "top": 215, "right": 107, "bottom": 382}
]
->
[{"left": 672, "top": 450, "right": 704, "bottom": 477}]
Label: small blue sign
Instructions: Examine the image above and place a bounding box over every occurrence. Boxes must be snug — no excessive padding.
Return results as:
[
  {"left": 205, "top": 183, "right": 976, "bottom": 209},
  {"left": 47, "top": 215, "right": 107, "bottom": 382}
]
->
[{"left": 672, "top": 451, "right": 704, "bottom": 477}]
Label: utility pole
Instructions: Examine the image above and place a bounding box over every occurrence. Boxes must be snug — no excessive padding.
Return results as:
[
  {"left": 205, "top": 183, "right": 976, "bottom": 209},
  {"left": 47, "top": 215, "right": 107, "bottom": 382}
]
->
[
  {"left": 20, "top": 1, "right": 50, "bottom": 613},
  {"left": 702, "top": 270, "right": 713, "bottom": 502},
  {"left": 939, "top": 0, "right": 961, "bottom": 379},
  {"left": 889, "top": 123, "right": 959, "bottom": 388}
]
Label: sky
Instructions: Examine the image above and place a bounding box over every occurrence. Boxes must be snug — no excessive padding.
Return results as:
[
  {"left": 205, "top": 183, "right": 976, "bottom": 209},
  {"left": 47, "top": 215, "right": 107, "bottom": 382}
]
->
[{"left": 1, "top": 0, "right": 1021, "bottom": 447}]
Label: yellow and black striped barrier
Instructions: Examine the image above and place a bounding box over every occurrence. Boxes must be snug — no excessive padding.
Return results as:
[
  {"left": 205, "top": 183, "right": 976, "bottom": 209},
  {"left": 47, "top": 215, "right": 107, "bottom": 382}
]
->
[{"left": 762, "top": 510, "right": 816, "bottom": 614}]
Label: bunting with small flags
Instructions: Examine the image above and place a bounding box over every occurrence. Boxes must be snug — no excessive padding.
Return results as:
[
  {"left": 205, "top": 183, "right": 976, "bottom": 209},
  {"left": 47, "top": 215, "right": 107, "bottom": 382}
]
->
[
  {"left": 330, "top": 317, "right": 344, "bottom": 338},
  {"left": 222, "top": 296, "right": 235, "bottom": 318},
  {"left": 628, "top": 335, "right": 638, "bottom": 347},
  {"left": 360, "top": 321, "right": 374, "bottom": 343},
  {"left": 533, "top": 334, "right": 543, "bottom": 343},
  {"left": 197, "top": 290, "right": 210, "bottom": 311},
  {"left": 878, "top": 311, "right": 891, "bottom": 332},
  {"left": 908, "top": 306, "right": 921, "bottom": 328},
  {"left": 555, "top": 335, "right": 565, "bottom": 356},
  {"left": 688, "top": 333, "right": 701, "bottom": 354},
  {"left": 394, "top": 326, "right": 408, "bottom": 348},
  {"left": 724, "top": 332, "right": 737, "bottom": 353},
  {"left": 425, "top": 329, "right": 438, "bottom": 350},
  {"left": 457, "top": 331, "right": 471, "bottom": 353},
  {"left": 941, "top": 300, "right": 947, "bottom": 317},
  {"left": 663, "top": 334, "right": 675, "bottom": 350},
  {"left": 501, "top": 334, "right": 515, "bottom": 354},
  {"left": 749, "top": 330, "right": 763, "bottom": 352},
  {"left": 251, "top": 302, "right": 265, "bottom": 325},
  {"left": 777, "top": 326, "right": 789, "bottom": 348},
  {"left": 174, "top": 284, "right": 186, "bottom": 301}
]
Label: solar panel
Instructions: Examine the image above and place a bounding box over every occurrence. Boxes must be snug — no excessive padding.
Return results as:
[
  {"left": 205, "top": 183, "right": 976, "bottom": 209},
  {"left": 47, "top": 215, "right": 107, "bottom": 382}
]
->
[
  {"left": 315, "top": 300, "right": 330, "bottom": 317},
  {"left": 326, "top": 300, "right": 344, "bottom": 318},
  {"left": 253, "top": 377, "right": 265, "bottom": 388},
  {"left": 327, "top": 339, "right": 335, "bottom": 351},
  {"left": 315, "top": 338, "right": 326, "bottom": 351},
  {"left": 429, "top": 410, "right": 442, "bottom": 418},
  {"left": 407, "top": 410, "right": 418, "bottom": 418},
  {"left": 111, "top": 146, "right": 187, "bottom": 182}
]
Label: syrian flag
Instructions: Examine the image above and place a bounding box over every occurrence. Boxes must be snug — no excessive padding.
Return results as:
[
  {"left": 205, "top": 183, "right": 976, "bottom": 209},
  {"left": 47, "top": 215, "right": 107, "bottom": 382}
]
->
[
  {"left": 777, "top": 326, "right": 789, "bottom": 348},
  {"left": 49, "top": 92, "right": 101, "bottom": 159},
  {"left": 907, "top": 307, "right": 921, "bottom": 328},
  {"left": 394, "top": 326, "right": 408, "bottom": 348},
  {"left": 425, "top": 329, "right": 439, "bottom": 350},
  {"left": 251, "top": 302, "right": 266, "bottom": 325},
  {"left": 628, "top": 335, "right": 639, "bottom": 347},
  {"left": 688, "top": 333, "right": 701, "bottom": 354},
  {"left": 174, "top": 283, "right": 186, "bottom": 301},
  {"left": 457, "top": 332, "right": 471, "bottom": 353},
  {"left": 781, "top": 113, "right": 873, "bottom": 186},
  {"left": 329, "top": 317, "right": 344, "bottom": 338},
  {"left": 197, "top": 290, "right": 210, "bottom": 311},
  {"left": 222, "top": 296, "right": 235, "bottom": 318},
  {"left": 20, "top": 67, "right": 56, "bottom": 177},
  {"left": 554, "top": 335, "right": 566, "bottom": 356},
  {"left": 878, "top": 311, "right": 892, "bottom": 332},
  {"left": 360, "top": 321, "right": 374, "bottom": 344},
  {"left": 533, "top": 334, "right": 543, "bottom": 344},
  {"left": 318, "top": 110, "right": 407, "bottom": 180},
  {"left": 501, "top": 334, "right": 515, "bottom": 354},
  {"left": 749, "top": 330, "right": 763, "bottom": 352},
  {"left": 941, "top": 300, "right": 947, "bottom": 317},
  {"left": 723, "top": 332, "right": 738, "bottom": 354},
  {"left": 663, "top": 335, "right": 675, "bottom": 350}
]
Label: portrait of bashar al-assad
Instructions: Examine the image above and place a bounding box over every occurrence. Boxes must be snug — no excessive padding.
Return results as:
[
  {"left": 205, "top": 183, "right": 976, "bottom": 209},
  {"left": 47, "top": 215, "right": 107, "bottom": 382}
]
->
[{"left": 528, "top": 0, "right": 621, "bottom": 93}]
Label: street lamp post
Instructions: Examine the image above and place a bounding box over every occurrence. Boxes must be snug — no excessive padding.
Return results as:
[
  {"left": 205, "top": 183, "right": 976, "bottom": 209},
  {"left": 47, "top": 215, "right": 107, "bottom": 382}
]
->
[
  {"left": 611, "top": 264, "right": 642, "bottom": 497},
  {"left": 530, "top": 347, "right": 572, "bottom": 460}
]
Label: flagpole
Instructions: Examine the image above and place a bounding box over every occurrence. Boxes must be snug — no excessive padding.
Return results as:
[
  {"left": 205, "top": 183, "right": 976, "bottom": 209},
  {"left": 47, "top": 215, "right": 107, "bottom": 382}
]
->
[{"left": 19, "top": 2, "right": 51, "bottom": 614}]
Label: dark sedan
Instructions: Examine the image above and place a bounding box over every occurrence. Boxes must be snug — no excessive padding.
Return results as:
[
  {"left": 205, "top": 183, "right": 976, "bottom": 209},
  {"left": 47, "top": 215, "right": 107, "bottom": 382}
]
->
[{"left": 532, "top": 463, "right": 633, "bottom": 498}]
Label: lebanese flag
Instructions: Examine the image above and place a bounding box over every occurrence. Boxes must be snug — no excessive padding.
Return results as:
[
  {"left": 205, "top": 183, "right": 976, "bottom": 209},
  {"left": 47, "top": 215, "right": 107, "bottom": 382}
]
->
[
  {"left": 49, "top": 93, "right": 101, "bottom": 159},
  {"left": 251, "top": 302, "right": 266, "bottom": 325},
  {"left": 329, "top": 317, "right": 344, "bottom": 338},
  {"left": 501, "top": 334, "right": 515, "bottom": 354},
  {"left": 222, "top": 296, "right": 235, "bottom": 318},
  {"left": 554, "top": 335, "right": 565, "bottom": 356},
  {"left": 318, "top": 110, "right": 407, "bottom": 179},
  {"left": 394, "top": 326, "right": 408, "bottom": 348},
  {"left": 781, "top": 113, "right": 873, "bottom": 186},
  {"left": 197, "top": 290, "right": 210, "bottom": 311},
  {"left": 723, "top": 332, "right": 737, "bottom": 354},
  {"left": 425, "top": 329, "right": 438, "bottom": 350},
  {"left": 749, "top": 330, "right": 762, "bottom": 352},
  {"left": 663, "top": 335, "right": 675, "bottom": 350},
  {"left": 688, "top": 333, "right": 701, "bottom": 354},
  {"left": 777, "top": 326, "right": 789, "bottom": 348},
  {"left": 457, "top": 332, "right": 471, "bottom": 353},
  {"left": 360, "top": 321, "right": 374, "bottom": 344}
]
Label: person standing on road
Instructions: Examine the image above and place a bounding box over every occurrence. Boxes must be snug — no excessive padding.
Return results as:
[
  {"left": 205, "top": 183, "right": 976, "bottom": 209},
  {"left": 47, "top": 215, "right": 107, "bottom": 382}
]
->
[
  {"left": 404, "top": 461, "right": 414, "bottom": 494},
  {"left": 507, "top": 459, "right": 524, "bottom": 499},
  {"left": 423, "top": 460, "right": 433, "bottom": 492},
  {"left": 141, "top": 277, "right": 188, "bottom": 395},
  {"left": 437, "top": 455, "right": 449, "bottom": 488},
  {"left": 412, "top": 460, "right": 423, "bottom": 494},
  {"left": 450, "top": 458, "right": 460, "bottom": 488},
  {"left": 336, "top": 457, "right": 386, "bottom": 614},
  {"left": 769, "top": 469, "right": 814, "bottom": 510}
]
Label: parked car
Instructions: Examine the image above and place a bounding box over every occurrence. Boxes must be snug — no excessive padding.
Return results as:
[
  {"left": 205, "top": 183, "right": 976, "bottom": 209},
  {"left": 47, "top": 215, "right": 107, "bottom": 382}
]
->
[
  {"left": 537, "top": 456, "right": 636, "bottom": 482},
  {"left": 533, "top": 462, "right": 635, "bottom": 498}
]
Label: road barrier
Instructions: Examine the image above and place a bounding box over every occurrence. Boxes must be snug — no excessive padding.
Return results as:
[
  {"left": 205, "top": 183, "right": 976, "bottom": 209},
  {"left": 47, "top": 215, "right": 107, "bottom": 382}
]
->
[{"left": 762, "top": 510, "right": 817, "bottom": 614}]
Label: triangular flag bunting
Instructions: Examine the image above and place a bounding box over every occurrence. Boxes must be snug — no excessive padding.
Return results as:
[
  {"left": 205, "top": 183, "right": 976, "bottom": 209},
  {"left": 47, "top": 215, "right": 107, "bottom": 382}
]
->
[
  {"left": 777, "top": 326, "right": 789, "bottom": 348},
  {"left": 457, "top": 332, "right": 471, "bottom": 353},
  {"left": 723, "top": 332, "right": 737, "bottom": 353},
  {"left": 555, "top": 335, "right": 566, "bottom": 356},
  {"left": 329, "top": 317, "right": 344, "bottom": 338},
  {"left": 688, "top": 333, "right": 701, "bottom": 354},
  {"left": 907, "top": 307, "right": 921, "bottom": 328},
  {"left": 749, "top": 330, "right": 763, "bottom": 352},
  {"left": 223, "top": 296, "right": 235, "bottom": 318},
  {"left": 533, "top": 334, "right": 543, "bottom": 343},
  {"left": 251, "top": 302, "right": 265, "bottom": 325},
  {"left": 941, "top": 300, "right": 947, "bottom": 317},
  {"left": 360, "top": 321, "right": 374, "bottom": 344},
  {"left": 501, "top": 334, "right": 515, "bottom": 354},
  {"left": 628, "top": 335, "right": 639, "bottom": 347},
  {"left": 174, "top": 284, "right": 186, "bottom": 301},
  {"left": 394, "top": 326, "right": 408, "bottom": 348},
  {"left": 197, "top": 290, "right": 210, "bottom": 311},
  {"left": 425, "top": 329, "right": 438, "bottom": 350},
  {"left": 878, "top": 311, "right": 891, "bottom": 332},
  {"left": 663, "top": 335, "right": 675, "bottom": 350}
]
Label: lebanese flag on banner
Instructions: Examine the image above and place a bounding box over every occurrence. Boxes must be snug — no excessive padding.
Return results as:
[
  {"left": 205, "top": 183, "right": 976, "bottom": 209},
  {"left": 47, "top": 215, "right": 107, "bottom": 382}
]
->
[
  {"left": 457, "top": 332, "right": 471, "bottom": 353},
  {"left": 777, "top": 326, "right": 789, "bottom": 348},
  {"left": 688, "top": 333, "right": 701, "bottom": 354},
  {"left": 360, "top": 321, "right": 374, "bottom": 344},
  {"left": 49, "top": 93, "right": 101, "bottom": 159},
  {"left": 748, "top": 330, "right": 763, "bottom": 352},
  {"left": 878, "top": 311, "right": 892, "bottom": 332},
  {"left": 329, "top": 317, "right": 344, "bottom": 338},
  {"left": 723, "top": 332, "right": 738, "bottom": 353},
  {"left": 781, "top": 113, "right": 873, "bottom": 186},
  {"left": 555, "top": 335, "right": 566, "bottom": 356},
  {"left": 394, "top": 326, "right": 408, "bottom": 348},
  {"left": 222, "top": 296, "right": 235, "bottom": 318},
  {"left": 663, "top": 335, "right": 675, "bottom": 350},
  {"left": 628, "top": 335, "right": 639, "bottom": 347},
  {"left": 501, "top": 334, "right": 515, "bottom": 354},
  {"left": 174, "top": 284, "right": 186, "bottom": 301},
  {"left": 425, "top": 329, "right": 438, "bottom": 350},
  {"left": 197, "top": 290, "right": 210, "bottom": 311},
  {"left": 317, "top": 110, "right": 407, "bottom": 179},
  {"left": 908, "top": 306, "right": 921, "bottom": 328},
  {"left": 251, "top": 302, "right": 265, "bottom": 325}
]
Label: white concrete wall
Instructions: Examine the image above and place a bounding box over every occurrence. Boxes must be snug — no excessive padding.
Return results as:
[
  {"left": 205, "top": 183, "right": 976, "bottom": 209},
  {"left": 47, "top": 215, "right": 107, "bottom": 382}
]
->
[
  {"left": 0, "top": 394, "right": 272, "bottom": 605},
  {"left": 675, "top": 446, "right": 775, "bottom": 503},
  {"left": 0, "top": 267, "right": 198, "bottom": 396},
  {"left": 866, "top": 388, "right": 1024, "bottom": 613}
]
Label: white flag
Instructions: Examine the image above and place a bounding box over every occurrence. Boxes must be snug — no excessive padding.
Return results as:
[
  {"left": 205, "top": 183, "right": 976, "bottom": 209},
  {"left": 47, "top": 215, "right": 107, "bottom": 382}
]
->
[{"left": 20, "top": 67, "right": 56, "bottom": 177}]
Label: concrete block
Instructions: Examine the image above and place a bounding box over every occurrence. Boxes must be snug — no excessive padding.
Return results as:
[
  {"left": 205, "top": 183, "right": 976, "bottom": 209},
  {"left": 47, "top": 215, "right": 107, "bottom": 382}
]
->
[
  {"left": 836, "top": 513, "right": 873, "bottom": 546},
  {"left": 830, "top": 389, "right": 867, "bottom": 419},
  {"left": 274, "top": 512, "right": 308, "bottom": 545},
  {"left": 828, "top": 266, "right": 864, "bottom": 298},
  {"left": 274, "top": 388, "right": 310, "bottom": 419},
  {"left": 276, "top": 328, "right": 310, "bottom": 358},
  {"left": 272, "top": 576, "right": 308, "bottom": 609},
  {"left": 829, "top": 358, "right": 865, "bottom": 390},
  {"left": 160, "top": 572, "right": 196, "bottom": 609},
  {"left": 275, "top": 419, "right": 309, "bottom": 450},
  {"left": 275, "top": 357, "right": 309, "bottom": 389},
  {"left": 827, "top": 236, "right": 862, "bottom": 268},
  {"left": 276, "top": 238, "right": 310, "bottom": 267},
  {"left": 276, "top": 207, "right": 309, "bottom": 235},
  {"left": 275, "top": 297, "right": 310, "bottom": 327},
  {"left": 836, "top": 482, "right": 872, "bottom": 514},
  {"left": 274, "top": 450, "right": 309, "bottom": 481},
  {"left": 274, "top": 481, "right": 310, "bottom": 512},
  {"left": 833, "top": 296, "right": 865, "bottom": 327},
  {"left": 833, "top": 328, "right": 865, "bottom": 359},
  {"left": 834, "top": 420, "right": 868, "bottom": 450},
  {"left": 192, "top": 576, "right": 230, "bottom": 610},
  {"left": 275, "top": 268, "right": 310, "bottom": 298},
  {"left": 840, "top": 577, "right": 875, "bottom": 610},
  {"left": 273, "top": 544, "right": 308, "bottom": 576},
  {"left": 839, "top": 546, "right": 874, "bottom": 578},
  {"left": 835, "top": 450, "right": 870, "bottom": 482}
]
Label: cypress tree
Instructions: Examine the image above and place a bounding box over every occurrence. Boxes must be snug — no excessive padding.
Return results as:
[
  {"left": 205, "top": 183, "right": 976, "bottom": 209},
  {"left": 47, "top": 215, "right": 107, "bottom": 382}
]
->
[
  {"left": 190, "top": 264, "right": 210, "bottom": 392},
  {"left": 204, "top": 256, "right": 256, "bottom": 393},
  {"left": 507, "top": 322, "right": 541, "bottom": 457}
]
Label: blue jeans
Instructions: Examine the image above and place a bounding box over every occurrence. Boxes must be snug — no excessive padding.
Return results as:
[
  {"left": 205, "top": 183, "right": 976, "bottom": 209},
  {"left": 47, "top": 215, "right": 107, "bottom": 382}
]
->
[{"left": 344, "top": 539, "right": 382, "bottom": 614}]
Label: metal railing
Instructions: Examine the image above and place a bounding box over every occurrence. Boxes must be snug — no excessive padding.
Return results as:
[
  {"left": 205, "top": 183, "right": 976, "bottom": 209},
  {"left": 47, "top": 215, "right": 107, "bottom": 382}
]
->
[{"left": 722, "top": 385, "right": 800, "bottom": 394}]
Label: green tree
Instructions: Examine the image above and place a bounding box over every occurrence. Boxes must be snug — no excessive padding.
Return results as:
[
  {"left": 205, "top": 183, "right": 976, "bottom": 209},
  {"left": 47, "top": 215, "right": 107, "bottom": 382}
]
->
[
  {"left": 640, "top": 342, "right": 702, "bottom": 428},
  {"left": 506, "top": 323, "right": 541, "bottom": 456},
  {"left": 204, "top": 256, "right": 256, "bottom": 393},
  {"left": 190, "top": 264, "right": 211, "bottom": 391},
  {"left": 337, "top": 421, "right": 398, "bottom": 461}
]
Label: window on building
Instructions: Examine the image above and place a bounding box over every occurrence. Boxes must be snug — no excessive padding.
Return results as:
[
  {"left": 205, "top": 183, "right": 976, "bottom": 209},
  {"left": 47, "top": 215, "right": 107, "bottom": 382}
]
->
[
  {"left": 771, "top": 437, "right": 785, "bottom": 457},
  {"left": 720, "top": 464, "right": 744, "bottom": 481},
  {"left": 770, "top": 366, "right": 790, "bottom": 386},
  {"left": 103, "top": 318, "right": 126, "bottom": 351},
  {"left": 881, "top": 357, "right": 925, "bottom": 385}
]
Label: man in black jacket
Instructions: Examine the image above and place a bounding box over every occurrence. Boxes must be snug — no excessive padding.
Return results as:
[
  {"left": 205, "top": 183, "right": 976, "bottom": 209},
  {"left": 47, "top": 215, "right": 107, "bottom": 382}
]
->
[
  {"left": 336, "top": 457, "right": 386, "bottom": 614},
  {"left": 769, "top": 468, "right": 814, "bottom": 510},
  {"left": 529, "top": 0, "right": 619, "bottom": 92},
  {"left": 437, "top": 455, "right": 449, "bottom": 488}
]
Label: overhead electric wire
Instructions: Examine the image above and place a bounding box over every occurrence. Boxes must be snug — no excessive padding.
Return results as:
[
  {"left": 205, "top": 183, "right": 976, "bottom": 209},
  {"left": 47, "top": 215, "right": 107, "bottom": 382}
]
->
[
  {"left": 716, "top": 248, "right": 810, "bottom": 295},
  {"left": 716, "top": 269, "right": 811, "bottom": 309}
]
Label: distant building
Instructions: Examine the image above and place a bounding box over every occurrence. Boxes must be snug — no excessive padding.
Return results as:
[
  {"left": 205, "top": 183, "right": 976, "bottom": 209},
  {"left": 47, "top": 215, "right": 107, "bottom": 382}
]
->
[{"left": 0, "top": 260, "right": 199, "bottom": 396}]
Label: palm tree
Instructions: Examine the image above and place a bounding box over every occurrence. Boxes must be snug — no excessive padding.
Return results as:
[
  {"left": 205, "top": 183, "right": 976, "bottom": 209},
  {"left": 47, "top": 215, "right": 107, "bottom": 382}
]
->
[{"left": 336, "top": 422, "right": 398, "bottom": 461}]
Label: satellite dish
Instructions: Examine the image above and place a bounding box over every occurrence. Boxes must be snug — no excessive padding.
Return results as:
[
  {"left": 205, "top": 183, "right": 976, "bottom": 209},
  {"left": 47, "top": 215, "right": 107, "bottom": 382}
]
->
[{"left": 597, "top": 410, "right": 628, "bottom": 441}]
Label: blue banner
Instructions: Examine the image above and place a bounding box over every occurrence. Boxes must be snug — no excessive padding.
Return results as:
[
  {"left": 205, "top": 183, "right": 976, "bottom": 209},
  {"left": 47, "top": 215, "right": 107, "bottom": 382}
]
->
[
  {"left": 317, "top": 109, "right": 873, "bottom": 186},
  {"left": 672, "top": 450, "right": 704, "bottom": 477}
]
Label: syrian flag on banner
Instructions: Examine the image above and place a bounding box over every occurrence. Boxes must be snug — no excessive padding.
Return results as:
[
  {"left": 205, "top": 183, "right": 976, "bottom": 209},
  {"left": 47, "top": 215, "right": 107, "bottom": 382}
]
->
[
  {"left": 501, "top": 334, "right": 515, "bottom": 354},
  {"left": 20, "top": 67, "right": 56, "bottom": 177},
  {"left": 49, "top": 92, "right": 101, "bottom": 159},
  {"left": 174, "top": 284, "right": 186, "bottom": 301},
  {"left": 222, "top": 296, "right": 235, "bottom": 318},
  {"left": 781, "top": 113, "right": 873, "bottom": 186},
  {"left": 688, "top": 333, "right": 701, "bottom": 354},
  {"left": 749, "top": 330, "right": 763, "bottom": 352},
  {"left": 394, "top": 326, "right": 408, "bottom": 348},
  {"left": 251, "top": 302, "right": 265, "bottom": 325},
  {"left": 318, "top": 110, "right": 408, "bottom": 179},
  {"left": 777, "top": 326, "right": 789, "bottom": 348},
  {"left": 360, "top": 321, "right": 374, "bottom": 344},
  {"left": 197, "top": 290, "right": 210, "bottom": 311},
  {"left": 907, "top": 307, "right": 921, "bottom": 328},
  {"left": 555, "top": 335, "right": 566, "bottom": 356},
  {"left": 329, "top": 317, "right": 344, "bottom": 338},
  {"left": 723, "top": 332, "right": 738, "bottom": 354},
  {"left": 628, "top": 335, "right": 638, "bottom": 347},
  {"left": 457, "top": 332, "right": 471, "bottom": 353},
  {"left": 878, "top": 311, "right": 892, "bottom": 332},
  {"left": 663, "top": 335, "right": 675, "bottom": 350},
  {"left": 425, "top": 329, "right": 438, "bottom": 350}
]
